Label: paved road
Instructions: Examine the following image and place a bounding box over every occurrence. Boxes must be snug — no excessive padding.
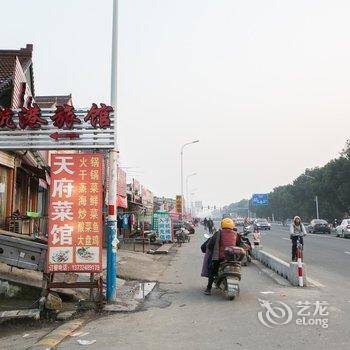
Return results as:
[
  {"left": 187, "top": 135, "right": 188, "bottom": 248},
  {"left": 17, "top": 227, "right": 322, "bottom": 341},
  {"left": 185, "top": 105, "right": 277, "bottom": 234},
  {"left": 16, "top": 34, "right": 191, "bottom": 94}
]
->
[
  {"left": 259, "top": 224, "right": 350, "bottom": 290},
  {"left": 57, "top": 226, "right": 349, "bottom": 350}
]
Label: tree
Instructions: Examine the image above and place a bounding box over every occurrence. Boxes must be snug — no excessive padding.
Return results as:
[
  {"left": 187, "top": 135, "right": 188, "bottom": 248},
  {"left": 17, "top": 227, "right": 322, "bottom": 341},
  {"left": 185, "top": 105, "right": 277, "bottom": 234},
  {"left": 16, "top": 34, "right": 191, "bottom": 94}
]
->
[{"left": 225, "top": 140, "right": 350, "bottom": 222}]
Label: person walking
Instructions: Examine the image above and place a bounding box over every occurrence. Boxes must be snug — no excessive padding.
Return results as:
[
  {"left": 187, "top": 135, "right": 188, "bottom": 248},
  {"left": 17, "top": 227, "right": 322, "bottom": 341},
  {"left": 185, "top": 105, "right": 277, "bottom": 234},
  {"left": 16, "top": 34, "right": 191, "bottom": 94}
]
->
[
  {"left": 290, "top": 216, "right": 307, "bottom": 261},
  {"left": 208, "top": 218, "right": 214, "bottom": 234},
  {"left": 203, "top": 217, "right": 208, "bottom": 230}
]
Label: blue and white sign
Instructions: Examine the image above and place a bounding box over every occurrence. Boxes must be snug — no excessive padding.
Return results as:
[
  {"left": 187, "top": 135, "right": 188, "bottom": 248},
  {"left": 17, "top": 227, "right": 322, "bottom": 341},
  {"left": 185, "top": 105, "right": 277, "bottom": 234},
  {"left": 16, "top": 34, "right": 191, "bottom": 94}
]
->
[
  {"left": 156, "top": 215, "right": 172, "bottom": 241},
  {"left": 252, "top": 193, "right": 269, "bottom": 206}
]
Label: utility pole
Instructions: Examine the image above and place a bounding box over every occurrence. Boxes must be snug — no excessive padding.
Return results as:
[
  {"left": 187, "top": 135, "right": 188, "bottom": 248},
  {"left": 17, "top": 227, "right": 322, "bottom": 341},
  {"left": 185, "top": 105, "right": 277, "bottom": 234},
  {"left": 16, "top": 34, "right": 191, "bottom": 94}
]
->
[
  {"left": 315, "top": 196, "right": 319, "bottom": 219},
  {"left": 186, "top": 173, "right": 196, "bottom": 213},
  {"left": 106, "top": 0, "right": 119, "bottom": 302},
  {"left": 180, "top": 140, "right": 199, "bottom": 217}
]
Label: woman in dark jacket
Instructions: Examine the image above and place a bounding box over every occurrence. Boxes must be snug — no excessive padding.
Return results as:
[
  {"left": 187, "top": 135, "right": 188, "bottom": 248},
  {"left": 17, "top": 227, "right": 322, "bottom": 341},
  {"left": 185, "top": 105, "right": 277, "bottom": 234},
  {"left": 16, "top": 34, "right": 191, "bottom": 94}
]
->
[{"left": 202, "top": 218, "right": 240, "bottom": 295}]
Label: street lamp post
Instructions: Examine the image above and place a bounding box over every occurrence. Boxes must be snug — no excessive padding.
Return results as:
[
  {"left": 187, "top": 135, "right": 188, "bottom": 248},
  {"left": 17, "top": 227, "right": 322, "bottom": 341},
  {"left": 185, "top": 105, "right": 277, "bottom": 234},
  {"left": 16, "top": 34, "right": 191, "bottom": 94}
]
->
[
  {"left": 189, "top": 191, "right": 196, "bottom": 216},
  {"left": 315, "top": 195, "right": 319, "bottom": 219},
  {"left": 304, "top": 175, "right": 320, "bottom": 220},
  {"left": 180, "top": 140, "right": 199, "bottom": 217},
  {"left": 186, "top": 172, "right": 197, "bottom": 213},
  {"left": 106, "top": 0, "right": 119, "bottom": 302}
]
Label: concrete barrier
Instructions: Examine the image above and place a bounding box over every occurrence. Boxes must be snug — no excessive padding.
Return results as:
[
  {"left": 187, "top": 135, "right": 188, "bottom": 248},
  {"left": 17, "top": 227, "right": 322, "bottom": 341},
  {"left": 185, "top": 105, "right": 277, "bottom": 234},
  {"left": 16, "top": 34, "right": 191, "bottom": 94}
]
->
[{"left": 252, "top": 248, "right": 307, "bottom": 287}]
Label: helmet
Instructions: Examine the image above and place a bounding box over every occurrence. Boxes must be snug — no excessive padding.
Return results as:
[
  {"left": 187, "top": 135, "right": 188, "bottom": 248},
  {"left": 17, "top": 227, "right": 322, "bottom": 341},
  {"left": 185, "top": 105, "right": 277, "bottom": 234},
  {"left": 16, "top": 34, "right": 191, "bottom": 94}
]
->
[{"left": 221, "top": 218, "right": 235, "bottom": 230}]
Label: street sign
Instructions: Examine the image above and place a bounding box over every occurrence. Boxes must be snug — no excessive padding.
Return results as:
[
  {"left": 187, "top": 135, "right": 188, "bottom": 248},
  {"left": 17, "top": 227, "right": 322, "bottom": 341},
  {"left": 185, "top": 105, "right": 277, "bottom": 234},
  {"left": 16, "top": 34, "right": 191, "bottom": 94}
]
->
[
  {"left": 0, "top": 103, "right": 115, "bottom": 150},
  {"left": 47, "top": 153, "right": 103, "bottom": 273},
  {"left": 252, "top": 193, "right": 269, "bottom": 206},
  {"left": 176, "top": 195, "right": 183, "bottom": 214}
]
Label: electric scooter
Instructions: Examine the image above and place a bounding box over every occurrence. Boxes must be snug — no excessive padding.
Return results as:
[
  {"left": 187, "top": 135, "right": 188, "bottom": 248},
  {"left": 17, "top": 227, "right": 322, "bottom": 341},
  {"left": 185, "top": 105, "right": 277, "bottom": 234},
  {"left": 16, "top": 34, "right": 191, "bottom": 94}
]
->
[{"left": 215, "top": 246, "right": 245, "bottom": 300}]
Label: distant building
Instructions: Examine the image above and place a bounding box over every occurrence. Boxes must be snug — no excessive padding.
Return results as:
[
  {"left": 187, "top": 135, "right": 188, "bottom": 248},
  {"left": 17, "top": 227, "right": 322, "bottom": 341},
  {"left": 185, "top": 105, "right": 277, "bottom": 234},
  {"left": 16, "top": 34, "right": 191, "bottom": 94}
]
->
[
  {"left": 154, "top": 196, "right": 176, "bottom": 212},
  {"left": 35, "top": 94, "right": 72, "bottom": 108}
]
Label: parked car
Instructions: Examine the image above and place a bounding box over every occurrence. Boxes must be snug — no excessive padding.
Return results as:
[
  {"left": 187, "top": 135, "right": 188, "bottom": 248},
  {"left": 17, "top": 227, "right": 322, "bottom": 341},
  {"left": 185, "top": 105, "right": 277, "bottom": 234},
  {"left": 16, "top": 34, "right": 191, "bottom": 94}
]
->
[
  {"left": 235, "top": 218, "right": 245, "bottom": 226},
  {"left": 302, "top": 222, "right": 310, "bottom": 229},
  {"left": 336, "top": 219, "right": 350, "bottom": 238},
  {"left": 254, "top": 218, "right": 271, "bottom": 230},
  {"left": 283, "top": 219, "right": 292, "bottom": 227},
  {"left": 308, "top": 219, "right": 331, "bottom": 234}
]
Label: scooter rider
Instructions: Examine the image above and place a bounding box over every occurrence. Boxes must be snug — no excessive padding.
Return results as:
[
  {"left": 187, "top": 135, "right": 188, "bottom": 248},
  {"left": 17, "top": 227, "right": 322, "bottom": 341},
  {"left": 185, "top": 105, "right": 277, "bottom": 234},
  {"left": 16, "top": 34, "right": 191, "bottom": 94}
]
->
[
  {"left": 290, "top": 216, "right": 307, "bottom": 261},
  {"left": 204, "top": 218, "right": 241, "bottom": 295}
]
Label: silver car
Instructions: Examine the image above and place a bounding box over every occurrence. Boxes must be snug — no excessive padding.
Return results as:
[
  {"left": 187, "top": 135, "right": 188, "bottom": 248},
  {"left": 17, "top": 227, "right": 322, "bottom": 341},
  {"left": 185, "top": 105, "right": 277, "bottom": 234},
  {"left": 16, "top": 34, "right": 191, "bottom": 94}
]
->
[{"left": 336, "top": 219, "right": 350, "bottom": 238}]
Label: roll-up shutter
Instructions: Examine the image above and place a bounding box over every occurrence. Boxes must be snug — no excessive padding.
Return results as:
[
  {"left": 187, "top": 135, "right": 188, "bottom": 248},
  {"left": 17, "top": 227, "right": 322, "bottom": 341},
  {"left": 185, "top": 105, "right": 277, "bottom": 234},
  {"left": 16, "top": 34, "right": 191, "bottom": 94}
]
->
[{"left": 0, "top": 151, "right": 15, "bottom": 169}]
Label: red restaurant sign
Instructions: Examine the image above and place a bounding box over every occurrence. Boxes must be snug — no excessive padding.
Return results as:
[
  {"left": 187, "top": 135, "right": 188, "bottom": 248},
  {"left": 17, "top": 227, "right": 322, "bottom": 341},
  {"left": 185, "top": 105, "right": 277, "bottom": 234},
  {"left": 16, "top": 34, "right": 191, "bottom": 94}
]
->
[
  {"left": 47, "top": 153, "right": 103, "bottom": 273},
  {"left": 0, "top": 103, "right": 115, "bottom": 150}
]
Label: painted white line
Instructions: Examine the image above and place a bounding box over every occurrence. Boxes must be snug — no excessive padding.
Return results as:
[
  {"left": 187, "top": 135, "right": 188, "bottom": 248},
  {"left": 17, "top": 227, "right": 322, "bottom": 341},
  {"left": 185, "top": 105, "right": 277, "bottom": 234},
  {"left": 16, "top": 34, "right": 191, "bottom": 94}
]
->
[
  {"left": 260, "top": 291, "right": 275, "bottom": 294},
  {"left": 308, "top": 234, "right": 334, "bottom": 239},
  {"left": 282, "top": 238, "right": 289, "bottom": 241},
  {"left": 345, "top": 251, "right": 350, "bottom": 255},
  {"left": 307, "top": 277, "right": 325, "bottom": 288}
]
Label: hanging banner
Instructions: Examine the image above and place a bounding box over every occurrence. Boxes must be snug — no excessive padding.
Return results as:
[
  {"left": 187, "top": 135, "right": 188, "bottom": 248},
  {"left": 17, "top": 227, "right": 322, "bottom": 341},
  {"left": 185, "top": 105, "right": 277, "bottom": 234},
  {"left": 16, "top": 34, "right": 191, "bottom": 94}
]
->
[
  {"left": 47, "top": 153, "right": 103, "bottom": 273},
  {"left": 117, "top": 195, "right": 128, "bottom": 209},
  {"left": 117, "top": 168, "right": 127, "bottom": 197}
]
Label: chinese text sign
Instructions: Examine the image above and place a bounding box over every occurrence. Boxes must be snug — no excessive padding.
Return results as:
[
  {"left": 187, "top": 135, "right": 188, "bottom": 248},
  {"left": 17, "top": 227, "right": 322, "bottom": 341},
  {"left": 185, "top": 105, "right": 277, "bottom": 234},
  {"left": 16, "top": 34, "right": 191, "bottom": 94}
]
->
[
  {"left": 153, "top": 212, "right": 172, "bottom": 241},
  {"left": 47, "top": 153, "right": 103, "bottom": 273},
  {"left": 252, "top": 194, "right": 269, "bottom": 206}
]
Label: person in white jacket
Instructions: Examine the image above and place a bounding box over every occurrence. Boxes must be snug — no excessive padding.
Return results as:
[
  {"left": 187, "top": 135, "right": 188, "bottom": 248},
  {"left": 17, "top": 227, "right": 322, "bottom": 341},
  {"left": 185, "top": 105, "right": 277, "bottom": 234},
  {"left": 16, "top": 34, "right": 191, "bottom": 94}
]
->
[{"left": 290, "top": 216, "right": 307, "bottom": 261}]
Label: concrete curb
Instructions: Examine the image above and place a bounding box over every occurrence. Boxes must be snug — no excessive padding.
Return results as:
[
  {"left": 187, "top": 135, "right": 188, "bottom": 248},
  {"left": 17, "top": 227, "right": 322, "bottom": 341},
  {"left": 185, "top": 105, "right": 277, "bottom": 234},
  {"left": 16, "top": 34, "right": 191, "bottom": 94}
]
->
[
  {"left": 153, "top": 243, "right": 174, "bottom": 255},
  {"left": 27, "top": 318, "right": 85, "bottom": 350},
  {"left": 251, "top": 259, "right": 290, "bottom": 287},
  {"left": 252, "top": 248, "right": 307, "bottom": 287}
]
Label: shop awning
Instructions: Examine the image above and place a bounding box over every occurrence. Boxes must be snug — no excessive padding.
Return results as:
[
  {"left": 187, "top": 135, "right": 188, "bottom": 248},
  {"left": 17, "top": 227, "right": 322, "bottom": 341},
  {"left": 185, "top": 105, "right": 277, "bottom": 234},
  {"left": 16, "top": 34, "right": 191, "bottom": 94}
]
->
[
  {"left": 117, "top": 195, "right": 128, "bottom": 209},
  {"left": 21, "top": 163, "right": 47, "bottom": 180}
]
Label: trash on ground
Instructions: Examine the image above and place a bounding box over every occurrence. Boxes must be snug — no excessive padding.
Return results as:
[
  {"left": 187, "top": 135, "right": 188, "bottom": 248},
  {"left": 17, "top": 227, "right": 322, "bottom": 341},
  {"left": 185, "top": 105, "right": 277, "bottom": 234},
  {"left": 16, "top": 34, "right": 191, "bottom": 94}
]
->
[
  {"left": 77, "top": 339, "right": 96, "bottom": 345},
  {"left": 71, "top": 331, "right": 90, "bottom": 337}
]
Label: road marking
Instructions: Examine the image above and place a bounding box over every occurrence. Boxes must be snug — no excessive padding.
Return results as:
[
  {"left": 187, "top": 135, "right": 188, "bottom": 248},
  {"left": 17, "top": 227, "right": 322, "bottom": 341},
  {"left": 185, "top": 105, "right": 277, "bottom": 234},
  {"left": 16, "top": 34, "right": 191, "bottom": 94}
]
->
[
  {"left": 260, "top": 291, "right": 275, "bottom": 294},
  {"left": 306, "top": 234, "right": 334, "bottom": 239},
  {"left": 345, "top": 251, "right": 350, "bottom": 255},
  {"left": 282, "top": 238, "right": 289, "bottom": 241},
  {"left": 307, "top": 277, "right": 325, "bottom": 288}
]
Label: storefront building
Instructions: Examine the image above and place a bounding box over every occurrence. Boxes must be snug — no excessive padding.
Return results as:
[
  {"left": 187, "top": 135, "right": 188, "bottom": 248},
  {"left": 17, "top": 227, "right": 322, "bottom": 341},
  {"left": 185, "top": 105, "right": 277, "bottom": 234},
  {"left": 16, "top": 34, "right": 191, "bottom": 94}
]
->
[{"left": 0, "top": 44, "right": 71, "bottom": 235}]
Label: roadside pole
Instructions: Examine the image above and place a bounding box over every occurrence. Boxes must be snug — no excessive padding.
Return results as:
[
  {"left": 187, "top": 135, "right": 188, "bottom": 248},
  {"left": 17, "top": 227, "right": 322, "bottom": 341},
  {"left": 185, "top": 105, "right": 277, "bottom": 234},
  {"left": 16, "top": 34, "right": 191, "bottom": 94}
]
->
[
  {"left": 315, "top": 196, "right": 319, "bottom": 219},
  {"left": 106, "top": 0, "right": 119, "bottom": 302},
  {"left": 297, "top": 244, "right": 304, "bottom": 287},
  {"left": 180, "top": 140, "right": 199, "bottom": 218},
  {"left": 180, "top": 148, "right": 184, "bottom": 218}
]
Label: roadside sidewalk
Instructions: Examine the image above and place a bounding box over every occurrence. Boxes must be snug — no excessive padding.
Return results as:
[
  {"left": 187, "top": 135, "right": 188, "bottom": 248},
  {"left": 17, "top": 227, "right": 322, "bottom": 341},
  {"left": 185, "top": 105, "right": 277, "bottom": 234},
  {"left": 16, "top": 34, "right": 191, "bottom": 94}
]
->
[
  {"left": 0, "top": 246, "right": 174, "bottom": 299},
  {"left": 0, "top": 246, "right": 175, "bottom": 349}
]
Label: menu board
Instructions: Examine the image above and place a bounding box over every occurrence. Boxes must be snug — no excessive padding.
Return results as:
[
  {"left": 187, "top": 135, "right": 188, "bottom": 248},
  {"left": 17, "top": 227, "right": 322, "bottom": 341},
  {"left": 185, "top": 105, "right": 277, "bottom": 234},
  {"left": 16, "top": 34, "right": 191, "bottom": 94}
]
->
[{"left": 47, "top": 153, "right": 103, "bottom": 273}]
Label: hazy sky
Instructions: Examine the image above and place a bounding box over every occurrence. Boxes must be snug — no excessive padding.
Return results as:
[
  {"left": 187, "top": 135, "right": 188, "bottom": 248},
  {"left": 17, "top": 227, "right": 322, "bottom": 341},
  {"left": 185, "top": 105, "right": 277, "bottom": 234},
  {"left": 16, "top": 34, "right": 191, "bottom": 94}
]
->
[{"left": 2, "top": 0, "right": 350, "bottom": 207}]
